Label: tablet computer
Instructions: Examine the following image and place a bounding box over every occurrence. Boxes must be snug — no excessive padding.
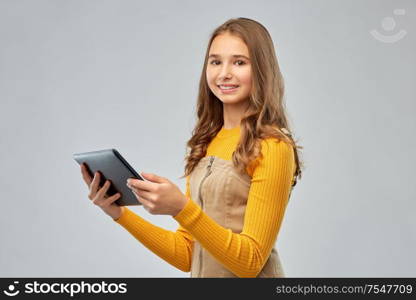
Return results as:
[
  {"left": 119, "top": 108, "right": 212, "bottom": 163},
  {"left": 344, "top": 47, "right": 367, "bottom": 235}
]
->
[{"left": 73, "top": 149, "right": 143, "bottom": 206}]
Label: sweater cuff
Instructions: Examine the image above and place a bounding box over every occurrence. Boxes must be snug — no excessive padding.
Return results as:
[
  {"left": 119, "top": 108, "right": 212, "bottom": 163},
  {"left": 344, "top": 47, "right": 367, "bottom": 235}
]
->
[
  {"left": 173, "top": 197, "right": 203, "bottom": 228},
  {"left": 113, "top": 206, "right": 133, "bottom": 225}
]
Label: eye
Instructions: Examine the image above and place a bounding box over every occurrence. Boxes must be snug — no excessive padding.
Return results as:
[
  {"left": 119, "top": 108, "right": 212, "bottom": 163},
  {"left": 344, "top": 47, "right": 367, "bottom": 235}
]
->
[
  {"left": 209, "top": 60, "right": 246, "bottom": 66},
  {"left": 210, "top": 60, "right": 220, "bottom": 65}
]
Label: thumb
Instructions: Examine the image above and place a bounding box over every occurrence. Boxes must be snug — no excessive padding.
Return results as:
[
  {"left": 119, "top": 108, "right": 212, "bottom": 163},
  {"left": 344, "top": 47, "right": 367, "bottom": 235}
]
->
[{"left": 141, "top": 172, "right": 168, "bottom": 183}]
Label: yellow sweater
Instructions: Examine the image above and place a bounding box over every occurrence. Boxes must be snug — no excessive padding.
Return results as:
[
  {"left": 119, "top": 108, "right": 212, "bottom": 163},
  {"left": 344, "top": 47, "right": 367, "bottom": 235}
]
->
[{"left": 114, "top": 126, "right": 295, "bottom": 277}]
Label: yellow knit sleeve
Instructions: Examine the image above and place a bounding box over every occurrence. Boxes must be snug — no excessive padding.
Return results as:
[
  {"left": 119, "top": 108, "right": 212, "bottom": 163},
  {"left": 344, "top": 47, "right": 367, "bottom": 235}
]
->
[
  {"left": 113, "top": 175, "right": 194, "bottom": 273},
  {"left": 173, "top": 139, "right": 295, "bottom": 277}
]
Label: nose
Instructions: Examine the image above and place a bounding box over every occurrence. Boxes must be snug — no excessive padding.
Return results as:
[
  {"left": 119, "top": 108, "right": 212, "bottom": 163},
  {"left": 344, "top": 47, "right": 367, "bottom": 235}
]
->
[{"left": 218, "top": 62, "right": 233, "bottom": 80}]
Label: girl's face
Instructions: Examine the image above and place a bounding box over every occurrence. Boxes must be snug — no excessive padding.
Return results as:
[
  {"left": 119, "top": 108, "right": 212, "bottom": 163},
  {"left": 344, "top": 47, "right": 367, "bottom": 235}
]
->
[{"left": 206, "top": 33, "right": 252, "bottom": 106}]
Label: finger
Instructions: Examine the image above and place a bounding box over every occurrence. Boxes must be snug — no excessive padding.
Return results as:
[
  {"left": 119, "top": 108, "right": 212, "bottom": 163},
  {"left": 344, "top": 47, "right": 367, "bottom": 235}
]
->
[
  {"left": 92, "top": 180, "right": 111, "bottom": 205},
  {"left": 142, "top": 204, "right": 152, "bottom": 213},
  {"left": 89, "top": 172, "right": 100, "bottom": 199},
  {"left": 131, "top": 188, "right": 154, "bottom": 207},
  {"left": 128, "top": 179, "right": 156, "bottom": 192},
  {"left": 97, "top": 180, "right": 111, "bottom": 199},
  {"left": 141, "top": 173, "right": 168, "bottom": 184},
  {"left": 102, "top": 192, "right": 121, "bottom": 206},
  {"left": 130, "top": 187, "right": 155, "bottom": 203},
  {"left": 80, "top": 164, "right": 92, "bottom": 186}
]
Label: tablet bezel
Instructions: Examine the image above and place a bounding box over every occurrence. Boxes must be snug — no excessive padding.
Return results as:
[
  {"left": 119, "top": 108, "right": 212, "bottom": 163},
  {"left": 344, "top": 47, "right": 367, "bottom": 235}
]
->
[{"left": 73, "top": 148, "right": 143, "bottom": 206}]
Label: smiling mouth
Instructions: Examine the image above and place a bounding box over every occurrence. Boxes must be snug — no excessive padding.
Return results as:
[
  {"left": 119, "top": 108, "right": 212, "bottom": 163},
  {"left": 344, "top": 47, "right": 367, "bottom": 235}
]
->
[{"left": 217, "top": 85, "right": 240, "bottom": 92}]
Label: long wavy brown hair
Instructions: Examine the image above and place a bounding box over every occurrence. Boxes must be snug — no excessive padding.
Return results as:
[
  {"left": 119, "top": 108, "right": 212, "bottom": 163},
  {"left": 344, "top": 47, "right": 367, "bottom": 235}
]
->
[{"left": 180, "top": 17, "right": 304, "bottom": 188}]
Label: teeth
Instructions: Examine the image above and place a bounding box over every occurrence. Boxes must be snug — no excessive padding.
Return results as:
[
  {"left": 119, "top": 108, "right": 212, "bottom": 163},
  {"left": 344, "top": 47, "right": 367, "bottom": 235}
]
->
[{"left": 219, "top": 85, "right": 238, "bottom": 89}]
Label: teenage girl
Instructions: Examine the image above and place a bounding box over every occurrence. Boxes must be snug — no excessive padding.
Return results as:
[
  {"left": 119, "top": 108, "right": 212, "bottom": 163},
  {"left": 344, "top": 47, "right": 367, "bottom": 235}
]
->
[{"left": 80, "top": 17, "right": 303, "bottom": 278}]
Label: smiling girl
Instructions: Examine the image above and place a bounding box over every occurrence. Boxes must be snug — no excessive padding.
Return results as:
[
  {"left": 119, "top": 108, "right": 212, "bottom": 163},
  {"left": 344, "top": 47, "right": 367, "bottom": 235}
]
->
[{"left": 81, "top": 17, "right": 304, "bottom": 278}]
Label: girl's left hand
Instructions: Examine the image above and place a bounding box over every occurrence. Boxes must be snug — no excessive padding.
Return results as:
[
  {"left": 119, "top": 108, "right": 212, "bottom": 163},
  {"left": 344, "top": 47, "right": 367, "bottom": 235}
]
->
[{"left": 126, "top": 173, "right": 189, "bottom": 217}]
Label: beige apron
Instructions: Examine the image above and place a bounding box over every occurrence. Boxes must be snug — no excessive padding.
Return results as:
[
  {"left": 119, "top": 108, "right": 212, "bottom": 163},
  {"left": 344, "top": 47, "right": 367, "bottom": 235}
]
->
[{"left": 188, "top": 155, "right": 293, "bottom": 278}]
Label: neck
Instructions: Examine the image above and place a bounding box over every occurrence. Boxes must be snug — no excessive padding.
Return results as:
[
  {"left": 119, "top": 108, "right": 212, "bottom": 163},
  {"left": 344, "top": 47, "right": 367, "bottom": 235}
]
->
[{"left": 222, "top": 100, "right": 249, "bottom": 129}]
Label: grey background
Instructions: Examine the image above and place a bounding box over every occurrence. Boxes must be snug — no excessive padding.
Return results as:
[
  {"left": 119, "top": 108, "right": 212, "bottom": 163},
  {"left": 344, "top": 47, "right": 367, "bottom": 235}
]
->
[{"left": 1, "top": 0, "right": 415, "bottom": 277}]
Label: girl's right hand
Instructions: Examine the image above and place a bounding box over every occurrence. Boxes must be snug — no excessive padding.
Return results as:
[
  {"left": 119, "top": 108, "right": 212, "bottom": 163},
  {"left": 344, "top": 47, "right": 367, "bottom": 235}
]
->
[{"left": 80, "top": 163, "right": 124, "bottom": 221}]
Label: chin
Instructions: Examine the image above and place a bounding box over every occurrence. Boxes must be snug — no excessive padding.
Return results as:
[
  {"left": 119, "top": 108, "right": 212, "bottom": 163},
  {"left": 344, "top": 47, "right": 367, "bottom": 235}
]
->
[{"left": 218, "top": 97, "right": 246, "bottom": 105}]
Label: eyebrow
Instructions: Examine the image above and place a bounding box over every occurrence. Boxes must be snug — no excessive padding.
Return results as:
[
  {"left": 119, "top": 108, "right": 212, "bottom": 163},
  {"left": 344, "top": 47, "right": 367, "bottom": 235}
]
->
[{"left": 208, "top": 54, "right": 250, "bottom": 60}]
